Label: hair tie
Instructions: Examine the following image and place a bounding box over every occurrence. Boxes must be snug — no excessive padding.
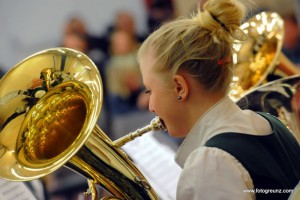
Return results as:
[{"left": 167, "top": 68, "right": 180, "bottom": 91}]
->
[
  {"left": 218, "top": 57, "right": 231, "bottom": 65},
  {"left": 210, "top": 13, "right": 229, "bottom": 32}
]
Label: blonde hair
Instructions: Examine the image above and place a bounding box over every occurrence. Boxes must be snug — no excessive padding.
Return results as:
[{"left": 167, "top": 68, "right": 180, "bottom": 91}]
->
[{"left": 137, "top": 0, "right": 248, "bottom": 93}]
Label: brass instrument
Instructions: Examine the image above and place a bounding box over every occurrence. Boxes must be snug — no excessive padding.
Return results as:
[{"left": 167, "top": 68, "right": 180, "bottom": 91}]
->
[
  {"left": 229, "top": 12, "right": 300, "bottom": 101},
  {"left": 231, "top": 11, "right": 300, "bottom": 144},
  {"left": 0, "top": 48, "right": 166, "bottom": 200},
  {"left": 236, "top": 75, "right": 300, "bottom": 144}
]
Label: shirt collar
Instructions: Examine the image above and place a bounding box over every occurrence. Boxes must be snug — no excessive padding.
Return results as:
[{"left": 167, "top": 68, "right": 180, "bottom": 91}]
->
[{"left": 175, "top": 96, "right": 241, "bottom": 167}]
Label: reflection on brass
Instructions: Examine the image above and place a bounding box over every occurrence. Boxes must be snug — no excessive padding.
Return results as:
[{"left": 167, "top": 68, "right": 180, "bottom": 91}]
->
[
  {"left": 229, "top": 12, "right": 300, "bottom": 101},
  {"left": 0, "top": 145, "right": 6, "bottom": 158},
  {"left": 0, "top": 48, "right": 166, "bottom": 200},
  {"left": 231, "top": 12, "right": 300, "bottom": 144}
]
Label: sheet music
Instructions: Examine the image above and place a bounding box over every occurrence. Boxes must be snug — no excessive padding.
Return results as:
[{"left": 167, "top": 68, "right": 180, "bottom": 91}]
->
[
  {"left": 122, "top": 131, "right": 182, "bottom": 200},
  {"left": 0, "top": 179, "right": 37, "bottom": 200}
]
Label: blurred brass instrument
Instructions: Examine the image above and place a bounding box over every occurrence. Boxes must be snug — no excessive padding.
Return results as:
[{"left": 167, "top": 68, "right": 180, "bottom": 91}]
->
[
  {"left": 236, "top": 75, "right": 300, "bottom": 143},
  {"left": 231, "top": 12, "right": 300, "bottom": 143},
  {"left": 229, "top": 11, "right": 300, "bottom": 101},
  {"left": 0, "top": 48, "right": 166, "bottom": 200}
]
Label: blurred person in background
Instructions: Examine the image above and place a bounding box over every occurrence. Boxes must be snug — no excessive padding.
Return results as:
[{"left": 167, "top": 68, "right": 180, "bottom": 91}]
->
[
  {"left": 88, "top": 10, "right": 146, "bottom": 65},
  {"left": 113, "top": 11, "right": 146, "bottom": 43},
  {"left": 63, "top": 16, "right": 88, "bottom": 39},
  {"left": 144, "top": 0, "right": 175, "bottom": 33},
  {"left": 62, "top": 31, "right": 89, "bottom": 53},
  {"left": 105, "top": 29, "right": 148, "bottom": 118}
]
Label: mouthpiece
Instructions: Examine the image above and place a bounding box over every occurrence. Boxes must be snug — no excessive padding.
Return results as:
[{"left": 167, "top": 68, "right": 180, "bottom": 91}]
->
[{"left": 113, "top": 116, "right": 166, "bottom": 148}]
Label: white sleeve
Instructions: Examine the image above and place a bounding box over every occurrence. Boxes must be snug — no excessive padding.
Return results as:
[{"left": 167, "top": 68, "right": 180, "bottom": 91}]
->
[{"left": 176, "top": 147, "right": 255, "bottom": 200}]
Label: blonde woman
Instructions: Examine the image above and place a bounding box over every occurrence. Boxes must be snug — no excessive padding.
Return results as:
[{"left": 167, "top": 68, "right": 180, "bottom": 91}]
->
[{"left": 137, "top": 0, "right": 300, "bottom": 199}]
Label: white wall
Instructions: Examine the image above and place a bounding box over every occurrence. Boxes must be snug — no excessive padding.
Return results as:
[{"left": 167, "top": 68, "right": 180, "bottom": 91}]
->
[{"left": 0, "top": 0, "right": 147, "bottom": 72}]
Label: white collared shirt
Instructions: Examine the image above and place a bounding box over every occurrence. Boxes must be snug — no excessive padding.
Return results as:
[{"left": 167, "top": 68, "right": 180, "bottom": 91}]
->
[{"left": 175, "top": 96, "right": 272, "bottom": 200}]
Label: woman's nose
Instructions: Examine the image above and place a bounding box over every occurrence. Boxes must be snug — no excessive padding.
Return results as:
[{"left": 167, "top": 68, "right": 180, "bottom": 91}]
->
[{"left": 149, "top": 101, "right": 155, "bottom": 113}]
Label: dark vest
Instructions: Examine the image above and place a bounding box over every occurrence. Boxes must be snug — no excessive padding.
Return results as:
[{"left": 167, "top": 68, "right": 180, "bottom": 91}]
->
[{"left": 205, "top": 112, "right": 300, "bottom": 200}]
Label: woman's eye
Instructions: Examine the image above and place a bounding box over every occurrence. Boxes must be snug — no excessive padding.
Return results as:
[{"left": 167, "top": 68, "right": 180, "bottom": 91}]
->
[{"left": 144, "top": 89, "right": 151, "bottom": 94}]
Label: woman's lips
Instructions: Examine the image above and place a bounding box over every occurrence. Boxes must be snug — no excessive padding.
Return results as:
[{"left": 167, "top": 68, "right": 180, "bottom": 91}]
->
[{"left": 160, "top": 118, "right": 167, "bottom": 131}]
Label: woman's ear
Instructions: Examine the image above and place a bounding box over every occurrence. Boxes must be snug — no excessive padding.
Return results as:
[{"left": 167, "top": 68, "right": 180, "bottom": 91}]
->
[{"left": 173, "top": 74, "right": 189, "bottom": 100}]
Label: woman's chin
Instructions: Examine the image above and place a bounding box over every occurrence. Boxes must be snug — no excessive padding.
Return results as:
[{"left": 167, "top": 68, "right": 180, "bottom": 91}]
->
[{"left": 167, "top": 130, "right": 186, "bottom": 138}]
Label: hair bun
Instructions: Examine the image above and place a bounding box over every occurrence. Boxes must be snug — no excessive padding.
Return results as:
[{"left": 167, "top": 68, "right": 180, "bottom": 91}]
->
[{"left": 194, "top": 0, "right": 248, "bottom": 42}]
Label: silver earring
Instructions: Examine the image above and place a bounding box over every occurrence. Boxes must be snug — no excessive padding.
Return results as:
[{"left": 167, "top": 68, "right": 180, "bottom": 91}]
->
[{"left": 177, "top": 96, "right": 182, "bottom": 100}]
